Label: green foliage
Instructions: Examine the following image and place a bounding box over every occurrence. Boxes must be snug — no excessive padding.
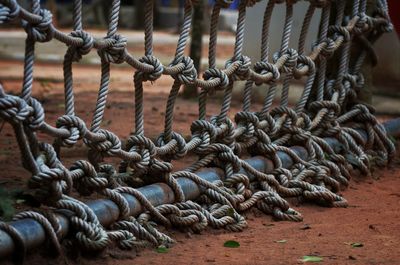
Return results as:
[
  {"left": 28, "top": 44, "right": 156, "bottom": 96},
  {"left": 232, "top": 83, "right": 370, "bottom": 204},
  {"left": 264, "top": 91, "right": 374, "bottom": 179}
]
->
[
  {"left": 0, "top": 187, "right": 15, "bottom": 221},
  {"left": 156, "top": 245, "right": 168, "bottom": 253},
  {"left": 351, "top": 242, "right": 364, "bottom": 248},
  {"left": 223, "top": 240, "right": 240, "bottom": 248},
  {"left": 301, "top": 256, "right": 323, "bottom": 262}
]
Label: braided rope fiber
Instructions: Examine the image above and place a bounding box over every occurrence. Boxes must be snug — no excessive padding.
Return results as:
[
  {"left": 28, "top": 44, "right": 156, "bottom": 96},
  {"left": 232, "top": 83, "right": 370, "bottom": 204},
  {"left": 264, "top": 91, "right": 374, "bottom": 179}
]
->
[{"left": 0, "top": 0, "right": 396, "bottom": 258}]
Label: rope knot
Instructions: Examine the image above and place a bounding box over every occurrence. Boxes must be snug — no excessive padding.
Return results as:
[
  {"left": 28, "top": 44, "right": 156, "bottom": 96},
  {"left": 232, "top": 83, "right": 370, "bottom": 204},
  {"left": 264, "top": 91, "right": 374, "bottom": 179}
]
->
[
  {"left": 149, "top": 159, "right": 173, "bottom": 174},
  {"left": 55, "top": 115, "right": 87, "bottom": 147},
  {"left": 253, "top": 61, "right": 280, "bottom": 85},
  {"left": 125, "top": 135, "right": 156, "bottom": 171},
  {"left": 170, "top": 56, "right": 197, "bottom": 85},
  {"left": 293, "top": 55, "right": 315, "bottom": 79},
  {"left": 225, "top": 55, "right": 251, "bottom": 81},
  {"left": 354, "top": 13, "right": 372, "bottom": 35},
  {"left": 375, "top": 8, "right": 393, "bottom": 33},
  {"left": 137, "top": 55, "right": 164, "bottom": 82},
  {"left": 29, "top": 167, "right": 66, "bottom": 201},
  {"left": 191, "top": 120, "right": 217, "bottom": 152},
  {"left": 98, "top": 34, "right": 127, "bottom": 64},
  {"left": 29, "top": 143, "right": 71, "bottom": 201},
  {"left": 26, "top": 97, "right": 45, "bottom": 130},
  {"left": 23, "top": 9, "right": 53, "bottom": 42},
  {"left": 308, "top": 100, "right": 341, "bottom": 116},
  {"left": 203, "top": 68, "right": 230, "bottom": 94},
  {"left": 68, "top": 30, "right": 94, "bottom": 62},
  {"left": 351, "top": 104, "right": 377, "bottom": 125},
  {"left": 214, "top": 144, "right": 241, "bottom": 173},
  {"left": 314, "top": 38, "right": 336, "bottom": 57},
  {"left": 71, "top": 160, "right": 109, "bottom": 195},
  {"left": 235, "top": 111, "right": 259, "bottom": 140},
  {"left": 0, "top": 0, "right": 20, "bottom": 23},
  {"left": 270, "top": 106, "right": 298, "bottom": 126},
  {"left": 87, "top": 129, "right": 121, "bottom": 156},
  {"left": 156, "top": 131, "right": 187, "bottom": 159},
  {"left": 342, "top": 73, "right": 359, "bottom": 90},
  {"left": 273, "top": 48, "right": 298, "bottom": 73},
  {"left": 211, "top": 115, "right": 236, "bottom": 146},
  {"left": 0, "top": 94, "right": 33, "bottom": 123},
  {"left": 329, "top": 25, "right": 351, "bottom": 43}
]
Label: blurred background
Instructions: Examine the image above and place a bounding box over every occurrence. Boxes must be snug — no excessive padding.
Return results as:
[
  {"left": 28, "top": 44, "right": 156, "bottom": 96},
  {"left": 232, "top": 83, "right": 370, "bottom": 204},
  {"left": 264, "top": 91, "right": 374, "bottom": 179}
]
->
[{"left": 0, "top": 0, "right": 398, "bottom": 113}]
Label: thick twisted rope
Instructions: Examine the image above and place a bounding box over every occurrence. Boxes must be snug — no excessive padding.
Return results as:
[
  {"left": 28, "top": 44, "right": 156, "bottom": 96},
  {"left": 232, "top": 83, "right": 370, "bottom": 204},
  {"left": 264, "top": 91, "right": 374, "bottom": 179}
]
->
[{"left": 0, "top": 0, "right": 395, "bottom": 258}]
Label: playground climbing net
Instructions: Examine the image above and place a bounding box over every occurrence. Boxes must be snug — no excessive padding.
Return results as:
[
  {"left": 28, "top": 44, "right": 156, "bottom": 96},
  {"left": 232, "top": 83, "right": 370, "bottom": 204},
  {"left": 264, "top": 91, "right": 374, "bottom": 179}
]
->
[{"left": 0, "top": 0, "right": 396, "bottom": 260}]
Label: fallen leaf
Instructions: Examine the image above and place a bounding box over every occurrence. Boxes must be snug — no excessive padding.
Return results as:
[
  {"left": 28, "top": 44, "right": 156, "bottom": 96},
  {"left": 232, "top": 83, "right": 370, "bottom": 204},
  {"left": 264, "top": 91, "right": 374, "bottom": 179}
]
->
[
  {"left": 351, "top": 242, "right": 363, "bottom": 248},
  {"left": 301, "top": 256, "right": 323, "bottom": 262},
  {"left": 223, "top": 240, "right": 240, "bottom": 248},
  {"left": 156, "top": 245, "right": 168, "bottom": 253}
]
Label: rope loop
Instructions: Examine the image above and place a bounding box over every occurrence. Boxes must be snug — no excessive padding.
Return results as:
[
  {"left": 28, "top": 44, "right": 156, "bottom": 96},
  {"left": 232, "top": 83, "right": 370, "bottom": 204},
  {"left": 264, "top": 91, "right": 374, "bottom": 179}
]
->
[
  {"left": 213, "top": 144, "right": 242, "bottom": 173},
  {"left": 137, "top": 55, "right": 164, "bottom": 82},
  {"left": 0, "top": 0, "right": 20, "bottom": 23},
  {"left": 30, "top": 167, "right": 66, "bottom": 201},
  {"left": 0, "top": 94, "right": 33, "bottom": 123},
  {"left": 26, "top": 97, "right": 45, "bottom": 130},
  {"left": 30, "top": 143, "right": 72, "bottom": 201},
  {"left": 156, "top": 131, "right": 187, "bottom": 159},
  {"left": 308, "top": 100, "right": 341, "bottom": 116},
  {"left": 0, "top": 0, "right": 395, "bottom": 256},
  {"left": 67, "top": 30, "right": 94, "bottom": 62},
  {"left": 253, "top": 61, "right": 280, "bottom": 85},
  {"left": 273, "top": 48, "right": 298, "bottom": 73},
  {"left": 0, "top": 221, "right": 26, "bottom": 263},
  {"left": 86, "top": 129, "right": 121, "bottom": 156},
  {"left": 55, "top": 115, "right": 87, "bottom": 147},
  {"left": 314, "top": 38, "right": 336, "bottom": 57},
  {"left": 203, "top": 68, "right": 230, "bottom": 93},
  {"left": 354, "top": 13, "right": 372, "bottom": 35},
  {"left": 170, "top": 56, "right": 197, "bottom": 85},
  {"left": 225, "top": 55, "right": 251, "bottom": 81},
  {"left": 293, "top": 55, "right": 315, "bottom": 79},
  {"left": 235, "top": 111, "right": 259, "bottom": 140},
  {"left": 23, "top": 8, "right": 53, "bottom": 42},
  {"left": 375, "top": 7, "right": 393, "bottom": 33},
  {"left": 191, "top": 119, "right": 217, "bottom": 151},
  {"left": 329, "top": 25, "right": 351, "bottom": 43},
  {"left": 71, "top": 160, "right": 109, "bottom": 195},
  {"left": 125, "top": 135, "right": 157, "bottom": 171},
  {"left": 211, "top": 115, "right": 236, "bottom": 145},
  {"left": 98, "top": 34, "right": 127, "bottom": 64}
]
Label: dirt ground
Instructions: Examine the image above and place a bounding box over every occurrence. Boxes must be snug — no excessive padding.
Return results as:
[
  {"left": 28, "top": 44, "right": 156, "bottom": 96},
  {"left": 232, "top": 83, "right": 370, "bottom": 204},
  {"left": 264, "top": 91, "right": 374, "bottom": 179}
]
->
[{"left": 0, "top": 61, "right": 399, "bottom": 265}]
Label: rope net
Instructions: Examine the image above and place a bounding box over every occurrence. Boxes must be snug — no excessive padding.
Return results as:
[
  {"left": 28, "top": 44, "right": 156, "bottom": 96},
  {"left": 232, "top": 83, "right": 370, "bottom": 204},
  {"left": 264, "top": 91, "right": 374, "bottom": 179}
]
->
[{"left": 0, "top": 0, "right": 396, "bottom": 257}]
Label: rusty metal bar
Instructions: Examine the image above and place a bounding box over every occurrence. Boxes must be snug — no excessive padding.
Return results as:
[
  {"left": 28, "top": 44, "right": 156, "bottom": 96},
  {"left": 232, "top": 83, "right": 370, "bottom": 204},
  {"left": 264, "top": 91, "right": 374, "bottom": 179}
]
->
[{"left": 0, "top": 118, "right": 399, "bottom": 259}]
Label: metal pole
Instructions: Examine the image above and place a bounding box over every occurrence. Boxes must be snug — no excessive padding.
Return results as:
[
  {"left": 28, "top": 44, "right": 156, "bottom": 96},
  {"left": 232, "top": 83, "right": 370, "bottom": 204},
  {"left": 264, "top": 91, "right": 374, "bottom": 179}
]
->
[{"left": 0, "top": 118, "right": 399, "bottom": 259}]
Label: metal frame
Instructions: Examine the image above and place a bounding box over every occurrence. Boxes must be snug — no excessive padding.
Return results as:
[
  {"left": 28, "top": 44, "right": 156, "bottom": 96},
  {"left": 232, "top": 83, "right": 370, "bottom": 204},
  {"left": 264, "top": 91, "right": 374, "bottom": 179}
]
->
[{"left": 0, "top": 118, "right": 399, "bottom": 259}]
